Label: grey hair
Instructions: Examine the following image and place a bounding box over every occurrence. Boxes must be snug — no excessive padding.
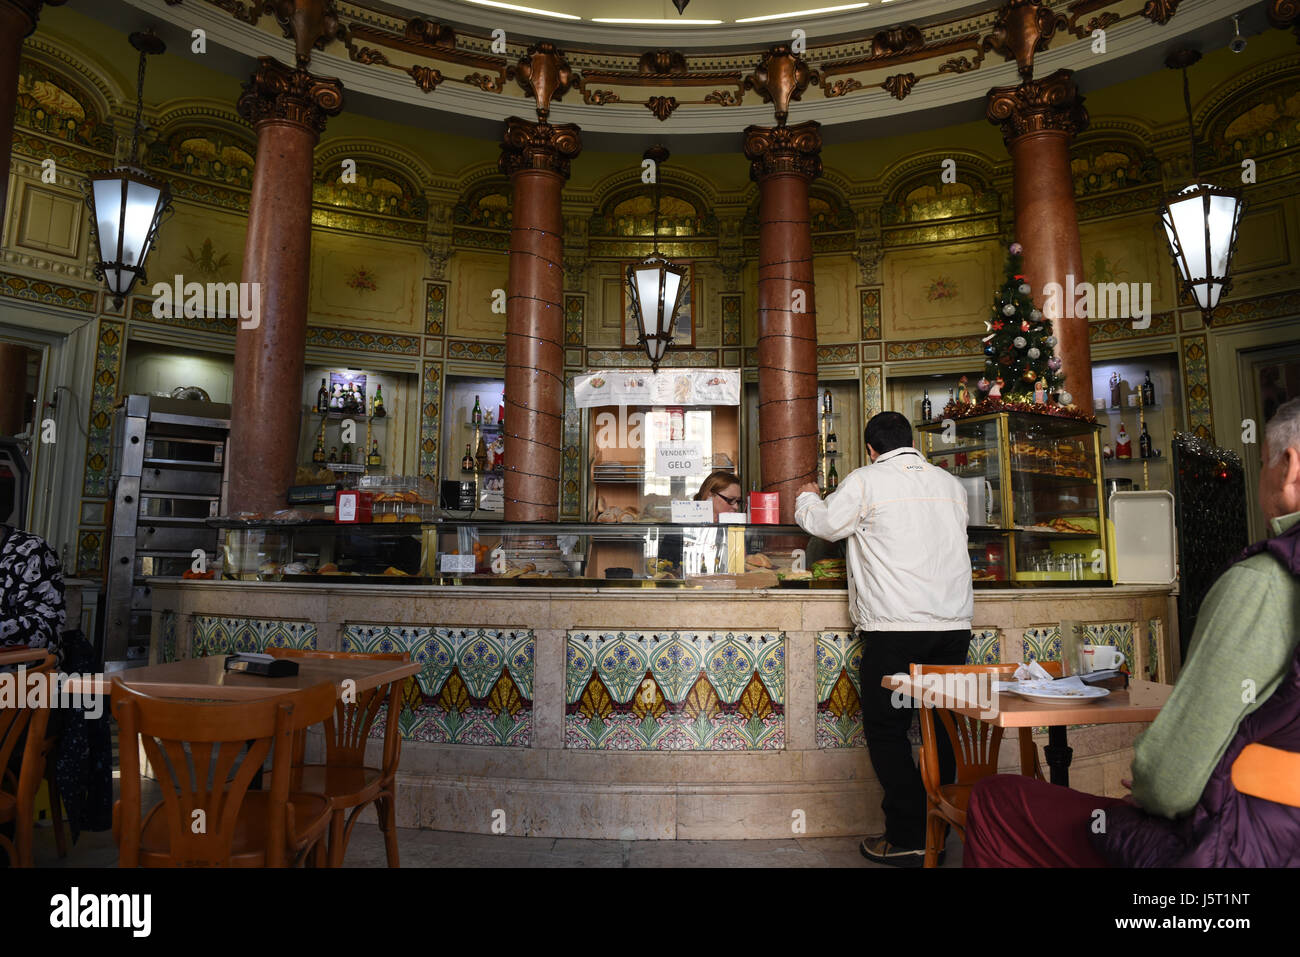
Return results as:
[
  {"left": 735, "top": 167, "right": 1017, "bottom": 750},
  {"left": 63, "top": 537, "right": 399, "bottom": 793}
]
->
[{"left": 1265, "top": 396, "right": 1300, "bottom": 466}]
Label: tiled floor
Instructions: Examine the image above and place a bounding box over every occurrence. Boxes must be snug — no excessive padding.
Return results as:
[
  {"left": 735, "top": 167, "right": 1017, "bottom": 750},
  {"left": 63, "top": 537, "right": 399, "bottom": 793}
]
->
[{"left": 29, "top": 819, "right": 963, "bottom": 868}]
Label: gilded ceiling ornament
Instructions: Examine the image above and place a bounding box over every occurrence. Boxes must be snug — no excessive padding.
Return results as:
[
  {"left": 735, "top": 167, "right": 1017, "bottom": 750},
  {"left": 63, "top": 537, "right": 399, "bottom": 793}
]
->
[
  {"left": 646, "top": 96, "right": 679, "bottom": 121},
  {"left": 638, "top": 50, "right": 688, "bottom": 74},
  {"left": 744, "top": 43, "right": 816, "bottom": 127},
  {"left": 582, "top": 89, "right": 620, "bottom": 106},
  {"left": 402, "top": 17, "right": 456, "bottom": 47},
  {"left": 1140, "top": 0, "right": 1182, "bottom": 26},
  {"left": 513, "top": 41, "right": 575, "bottom": 122},
  {"left": 985, "top": 69, "right": 1089, "bottom": 144},
  {"left": 704, "top": 89, "right": 743, "bottom": 106},
  {"left": 870, "top": 26, "right": 924, "bottom": 58},
  {"left": 264, "top": 0, "right": 348, "bottom": 69},
  {"left": 464, "top": 73, "right": 502, "bottom": 93},
  {"left": 983, "top": 0, "right": 1067, "bottom": 81},
  {"left": 1268, "top": 0, "right": 1300, "bottom": 39},
  {"left": 939, "top": 56, "right": 976, "bottom": 75},
  {"left": 409, "top": 65, "right": 443, "bottom": 93},
  {"left": 348, "top": 45, "right": 388, "bottom": 65},
  {"left": 821, "top": 78, "right": 863, "bottom": 99},
  {"left": 882, "top": 73, "right": 916, "bottom": 100},
  {"left": 237, "top": 56, "right": 344, "bottom": 135}
]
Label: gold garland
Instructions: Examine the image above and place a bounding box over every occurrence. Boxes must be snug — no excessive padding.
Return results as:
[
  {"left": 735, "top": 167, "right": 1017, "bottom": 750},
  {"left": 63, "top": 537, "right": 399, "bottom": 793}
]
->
[{"left": 940, "top": 397, "right": 1098, "bottom": 425}]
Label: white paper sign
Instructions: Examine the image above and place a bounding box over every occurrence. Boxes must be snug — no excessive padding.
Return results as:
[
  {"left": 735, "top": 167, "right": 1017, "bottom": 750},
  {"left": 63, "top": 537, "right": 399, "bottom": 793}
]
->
[
  {"left": 573, "top": 369, "right": 740, "bottom": 408},
  {"left": 440, "top": 553, "right": 475, "bottom": 574},
  {"left": 657, "top": 441, "right": 703, "bottom": 477},
  {"left": 671, "top": 500, "right": 713, "bottom": 523},
  {"left": 337, "top": 493, "right": 357, "bottom": 522}
]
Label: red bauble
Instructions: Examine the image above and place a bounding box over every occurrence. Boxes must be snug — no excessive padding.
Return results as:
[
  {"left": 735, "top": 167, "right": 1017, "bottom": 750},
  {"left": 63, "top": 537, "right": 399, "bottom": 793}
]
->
[{"left": 1020, "top": 321, "right": 1030, "bottom": 331}]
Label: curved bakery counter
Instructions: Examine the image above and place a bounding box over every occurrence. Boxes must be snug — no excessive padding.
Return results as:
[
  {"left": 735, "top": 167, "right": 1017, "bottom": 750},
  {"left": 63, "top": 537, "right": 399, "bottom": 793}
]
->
[{"left": 147, "top": 581, "right": 1179, "bottom": 839}]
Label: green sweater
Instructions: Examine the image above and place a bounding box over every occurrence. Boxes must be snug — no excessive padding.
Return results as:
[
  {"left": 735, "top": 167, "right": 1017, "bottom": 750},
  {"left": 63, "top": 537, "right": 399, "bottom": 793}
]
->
[{"left": 1132, "top": 510, "right": 1300, "bottom": 818}]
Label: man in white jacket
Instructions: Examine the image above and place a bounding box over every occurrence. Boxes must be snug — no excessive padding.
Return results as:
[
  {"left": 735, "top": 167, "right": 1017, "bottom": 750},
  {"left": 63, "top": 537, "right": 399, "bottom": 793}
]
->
[{"left": 795, "top": 410, "right": 973, "bottom": 866}]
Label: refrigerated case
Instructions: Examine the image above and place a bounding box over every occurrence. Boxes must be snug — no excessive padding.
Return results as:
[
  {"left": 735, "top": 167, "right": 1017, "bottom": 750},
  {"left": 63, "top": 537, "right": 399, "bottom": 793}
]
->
[
  {"left": 918, "top": 409, "right": 1109, "bottom": 587},
  {"left": 105, "top": 395, "right": 229, "bottom": 662}
]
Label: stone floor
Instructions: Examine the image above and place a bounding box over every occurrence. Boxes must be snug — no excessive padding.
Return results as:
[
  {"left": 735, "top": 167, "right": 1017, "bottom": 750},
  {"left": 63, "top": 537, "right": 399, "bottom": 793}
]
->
[{"left": 29, "top": 818, "right": 964, "bottom": 868}]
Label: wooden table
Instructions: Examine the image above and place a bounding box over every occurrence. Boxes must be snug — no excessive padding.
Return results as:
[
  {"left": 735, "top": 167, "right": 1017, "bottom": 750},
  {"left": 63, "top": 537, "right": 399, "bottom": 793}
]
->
[
  {"left": 883, "top": 674, "right": 1163, "bottom": 787},
  {"left": 64, "top": 656, "right": 421, "bottom": 701}
]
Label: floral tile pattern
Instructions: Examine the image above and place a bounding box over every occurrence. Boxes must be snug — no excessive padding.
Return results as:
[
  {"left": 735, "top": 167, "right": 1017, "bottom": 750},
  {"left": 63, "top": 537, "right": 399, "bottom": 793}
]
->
[
  {"left": 192, "top": 616, "right": 317, "bottom": 657},
  {"left": 1182, "top": 335, "right": 1213, "bottom": 442},
  {"left": 562, "top": 379, "right": 580, "bottom": 517},
  {"left": 863, "top": 366, "right": 883, "bottom": 420},
  {"left": 419, "top": 362, "right": 441, "bottom": 483},
  {"left": 566, "top": 631, "right": 785, "bottom": 751},
  {"left": 82, "top": 319, "right": 124, "bottom": 499},
  {"left": 859, "top": 287, "right": 881, "bottom": 340},
  {"left": 1022, "top": 626, "right": 1063, "bottom": 664},
  {"left": 815, "top": 630, "right": 1002, "bottom": 748},
  {"left": 158, "top": 610, "right": 177, "bottom": 664},
  {"left": 425, "top": 282, "right": 446, "bottom": 335},
  {"left": 721, "top": 293, "right": 741, "bottom": 346},
  {"left": 564, "top": 294, "right": 584, "bottom": 345},
  {"left": 345, "top": 625, "right": 532, "bottom": 747},
  {"left": 1146, "top": 618, "right": 1161, "bottom": 680}
]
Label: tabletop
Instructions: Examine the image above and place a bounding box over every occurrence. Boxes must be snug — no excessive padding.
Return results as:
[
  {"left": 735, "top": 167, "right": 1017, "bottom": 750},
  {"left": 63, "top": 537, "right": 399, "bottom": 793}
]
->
[
  {"left": 882, "top": 673, "right": 1163, "bottom": 727},
  {"left": 63, "top": 655, "right": 421, "bottom": 701}
]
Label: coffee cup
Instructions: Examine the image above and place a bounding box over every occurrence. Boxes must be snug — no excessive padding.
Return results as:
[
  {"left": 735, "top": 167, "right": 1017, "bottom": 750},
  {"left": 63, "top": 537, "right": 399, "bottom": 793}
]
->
[{"left": 1080, "top": 644, "right": 1124, "bottom": 672}]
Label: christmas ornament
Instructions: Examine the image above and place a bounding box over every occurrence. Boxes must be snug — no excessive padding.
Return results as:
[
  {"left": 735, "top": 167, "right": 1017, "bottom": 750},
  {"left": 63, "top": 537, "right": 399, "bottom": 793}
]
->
[
  {"left": 1013, "top": 336, "right": 1027, "bottom": 348},
  {"left": 992, "top": 320, "right": 1004, "bottom": 331},
  {"left": 1030, "top": 309, "right": 1042, "bottom": 320},
  {"left": 977, "top": 377, "right": 990, "bottom": 392},
  {"left": 1020, "top": 321, "right": 1030, "bottom": 332},
  {"left": 1023, "top": 369, "right": 1036, "bottom": 382},
  {"left": 985, "top": 345, "right": 995, "bottom": 355},
  {"left": 1028, "top": 347, "right": 1041, "bottom": 359},
  {"left": 1018, "top": 283, "right": 1030, "bottom": 295},
  {"left": 1046, "top": 335, "right": 1057, "bottom": 346},
  {"left": 1033, "top": 380, "right": 1046, "bottom": 404},
  {"left": 1059, "top": 391, "right": 1073, "bottom": 405},
  {"left": 1002, "top": 303, "right": 1016, "bottom": 316},
  {"left": 1048, "top": 357, "right": 1062, "bottom": 370},
  {"left": 1009, "top": 242, "right": 1022, "bottom": 255},
  {"left": 988, "top": 377, "right": 1004, "bottom": 398}
]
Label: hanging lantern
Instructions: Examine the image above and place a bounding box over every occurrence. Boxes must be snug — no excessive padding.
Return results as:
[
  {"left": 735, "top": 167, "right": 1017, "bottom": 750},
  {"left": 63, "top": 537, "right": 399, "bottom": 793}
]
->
[
  {"left": 1158, "top": 50, "right": 1244, "bottom": 326},
  {"left": 83, "top": 31, "right": 172, "bottom": 308},
  {"left": 626, "top": 146, "right": 687, "bottom": 372}
]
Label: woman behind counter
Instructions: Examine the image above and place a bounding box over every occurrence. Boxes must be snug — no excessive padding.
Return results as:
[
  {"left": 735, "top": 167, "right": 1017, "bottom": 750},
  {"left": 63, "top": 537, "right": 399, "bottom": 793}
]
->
[{"left": 694, "top": 470, "right": 743, "bottom": 521}]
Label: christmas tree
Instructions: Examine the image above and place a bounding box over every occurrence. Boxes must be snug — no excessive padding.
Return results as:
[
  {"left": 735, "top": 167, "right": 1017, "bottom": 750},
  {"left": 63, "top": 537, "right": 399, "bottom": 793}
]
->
[{"left": 978, "top": 242, "right": 1072, "bottom": 406}]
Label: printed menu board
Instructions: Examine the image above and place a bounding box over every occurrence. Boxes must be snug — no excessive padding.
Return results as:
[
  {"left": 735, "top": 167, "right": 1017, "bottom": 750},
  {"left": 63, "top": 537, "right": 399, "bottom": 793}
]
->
[{"left": 573, "top": 369, "right": 740, "bottom": 408}]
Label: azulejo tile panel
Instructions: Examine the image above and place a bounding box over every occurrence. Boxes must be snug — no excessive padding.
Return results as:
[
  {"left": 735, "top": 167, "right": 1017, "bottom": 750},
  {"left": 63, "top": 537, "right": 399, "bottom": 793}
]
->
[
  {"left": 721, "top": 293, "right": 741, "bottom": 346},
  {"left": 564, "top": 294, "right": 584, "bottom": 345},
  {"left": 158, "top": 610, "right": 177, "bottom": 664},
  {"left": 192, "top": 616, "right": 317, "bottom": 657},
  {"left": 859, "top": 288, "right": 881, "bottom": 340},
  {"left": 345, "top": 625, "right": 533, "bottom": 748},
  {"left": 82, "top": 319, "right": 124, "bottom": 499},
  {"left": 418, "top": 362, "right": 441, "bottom": 482},
  {"left": 814, "top": 629, "right": 1002, "bottom": 749},
  {"left": 425, "top": 282, "right": 446, "bottom": 335},
  {"left": 1182, "top": 335, "right": 1213, "bottom": 441},
  {"left": 562, "top": 379, "right": 580, "bottom": 517},
  {"left": 1021, "top": 622, "right": 1135, "bottom": 668},
  {"left": 566, "top": 631, "right": 785, "bottom": 751}
]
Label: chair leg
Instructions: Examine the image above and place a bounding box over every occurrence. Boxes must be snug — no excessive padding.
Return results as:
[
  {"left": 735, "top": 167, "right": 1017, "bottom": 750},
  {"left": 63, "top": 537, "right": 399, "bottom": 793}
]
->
[
  {"left": 47, "top": 764, "right": 68, "bottom": 859},
  {"left": 327, "top": 809, "right": 346, "bottom": 868},
  {"left": 378, "top": 793, "right": 400, "bottom": 868},
  {"left": 924, "top": 808, "right": 945, "bottom": 869}
]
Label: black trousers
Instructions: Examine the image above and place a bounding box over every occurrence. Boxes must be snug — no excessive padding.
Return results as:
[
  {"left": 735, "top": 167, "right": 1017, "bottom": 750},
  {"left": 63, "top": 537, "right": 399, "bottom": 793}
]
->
[{"left": 859, "top": 628, "right": 972, "bottom": 849}]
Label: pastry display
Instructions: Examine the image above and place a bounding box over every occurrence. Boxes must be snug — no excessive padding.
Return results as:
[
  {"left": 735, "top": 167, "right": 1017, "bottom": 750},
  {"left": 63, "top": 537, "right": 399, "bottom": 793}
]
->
[{"left": 745, "top": 553, "right": 773, "bottom": 569}]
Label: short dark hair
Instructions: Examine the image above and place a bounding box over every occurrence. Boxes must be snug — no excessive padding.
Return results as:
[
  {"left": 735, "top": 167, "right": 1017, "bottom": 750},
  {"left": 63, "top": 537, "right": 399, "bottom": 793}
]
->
[{"left": 864, "top": 411, "right": 912, "bottom": 456}]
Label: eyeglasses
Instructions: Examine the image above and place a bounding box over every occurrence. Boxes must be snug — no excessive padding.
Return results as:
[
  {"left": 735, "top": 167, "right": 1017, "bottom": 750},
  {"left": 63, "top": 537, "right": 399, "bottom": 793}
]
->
[{"left": 713, "top": 491, "right": 741, "bottom": 507}]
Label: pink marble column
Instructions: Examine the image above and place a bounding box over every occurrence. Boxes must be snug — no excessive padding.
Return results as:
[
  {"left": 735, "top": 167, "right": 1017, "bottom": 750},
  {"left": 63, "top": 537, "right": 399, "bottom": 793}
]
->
[{"left": 0, "top": 1, "right": 62, "bottom": 231}]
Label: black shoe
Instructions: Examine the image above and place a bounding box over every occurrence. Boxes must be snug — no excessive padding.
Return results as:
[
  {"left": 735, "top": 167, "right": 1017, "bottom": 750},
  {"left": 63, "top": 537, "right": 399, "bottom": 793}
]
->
[{"left": 859, "top": 834, "right": 945, "bottom": 868}]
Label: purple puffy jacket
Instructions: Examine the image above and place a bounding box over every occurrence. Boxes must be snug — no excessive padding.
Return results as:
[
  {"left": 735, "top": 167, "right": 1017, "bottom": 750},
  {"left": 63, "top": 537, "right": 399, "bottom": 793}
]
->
[{"left": 1093, "top": 520, "right": 1300, "bottom": 867}]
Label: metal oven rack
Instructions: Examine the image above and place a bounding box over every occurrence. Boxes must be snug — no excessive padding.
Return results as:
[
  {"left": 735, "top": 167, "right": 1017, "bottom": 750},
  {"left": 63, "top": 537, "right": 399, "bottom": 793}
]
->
[{"left": 104, "top": 395, "right": 230, "bottom": 664}]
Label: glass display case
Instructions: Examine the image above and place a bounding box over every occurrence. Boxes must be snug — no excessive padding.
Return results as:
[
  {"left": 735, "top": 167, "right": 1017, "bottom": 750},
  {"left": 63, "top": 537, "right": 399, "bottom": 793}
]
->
[
  {"left": 918, "top": 410, "right": 1109, "bottom": 587},
  {"left": 214, "top": 520, "right": 829, "bottom": 588}
]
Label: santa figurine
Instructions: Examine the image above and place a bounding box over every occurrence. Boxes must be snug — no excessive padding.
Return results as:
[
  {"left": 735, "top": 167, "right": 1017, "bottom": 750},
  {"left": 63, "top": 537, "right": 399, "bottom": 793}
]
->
[
  {"left": 957, "top": 376, "right": 972, "bottom": 404},
  {"left": 1033, "top": 380, "right": 1047, "bottom": 404},
  {"left": 988, "top": 377, "right": 1004, "bottom": 399}
]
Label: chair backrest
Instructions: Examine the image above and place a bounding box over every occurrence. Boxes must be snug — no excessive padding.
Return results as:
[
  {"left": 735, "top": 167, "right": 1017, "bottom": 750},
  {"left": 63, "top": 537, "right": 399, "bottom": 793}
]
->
[
  {"left": 265, "top": 648, "right": 409, "bottom": 775},
  {"left": 910, "top": 662, "right": 1018, "bottom": 800},
  {"left": 1231, "top": 743, "right": 1300, "bottom": 807},
  {"left": 111, "top": 679, "right": 336, "bottom": 867},
  {"left": 0, "top": 652, "right": 56, "bottom": 853}
]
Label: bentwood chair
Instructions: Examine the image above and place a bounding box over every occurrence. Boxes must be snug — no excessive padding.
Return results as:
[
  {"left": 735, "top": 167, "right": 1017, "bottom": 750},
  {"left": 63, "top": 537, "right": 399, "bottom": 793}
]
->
[
  {"left": 0, "top": 650, "right": 56, "bottom": 866},
  {"left": 266, "top": 648, "right": 409, "bottom": 867},
  {"left": 1231, "top": 744, "right": 1300, "bottom": 807},
  {"left": 912, "top": 662, "right": 1020, "bottom": 869},
  {"left": 111, "top": 679, "right": 336, "bottom": 867}
]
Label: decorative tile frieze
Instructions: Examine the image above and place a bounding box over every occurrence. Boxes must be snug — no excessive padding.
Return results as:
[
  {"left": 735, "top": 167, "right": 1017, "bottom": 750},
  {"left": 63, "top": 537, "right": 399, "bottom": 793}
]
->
[
  {"left": 192, "top": 615, "right": 318, "bottom": 657},
  {"left": 419, "top": 362, "right": 441, "bottom": 483},
  {"left": 425, "top": 282, "right": 447, "bottom": 335}
]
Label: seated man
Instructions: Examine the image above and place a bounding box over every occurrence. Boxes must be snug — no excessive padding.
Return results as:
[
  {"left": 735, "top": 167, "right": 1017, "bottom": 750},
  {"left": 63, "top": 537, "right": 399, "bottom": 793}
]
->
[{"left": 964, "top": 397, "right": 1300, "bottom": 867}]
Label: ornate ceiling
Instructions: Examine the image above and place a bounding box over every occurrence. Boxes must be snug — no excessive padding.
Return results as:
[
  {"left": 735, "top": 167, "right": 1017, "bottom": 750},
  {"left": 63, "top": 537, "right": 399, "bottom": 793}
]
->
[{"left": 82, "top": 0, "right": 1272, "bottom": 149}]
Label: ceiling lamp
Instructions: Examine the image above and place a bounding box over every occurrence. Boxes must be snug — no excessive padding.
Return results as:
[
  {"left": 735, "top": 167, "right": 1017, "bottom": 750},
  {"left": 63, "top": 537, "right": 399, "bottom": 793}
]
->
[
  {"left": 84, "top": 30, "right": 172, "bottom": 309},
  {"left": 626, "top": 146, "right": 688, "bottom": 373},
  {"left": 673, "top": 0, "right": 690, "bottom": 13},
  {"left": 1158, "top": 49, "right": 1245, "bottom": 326}
]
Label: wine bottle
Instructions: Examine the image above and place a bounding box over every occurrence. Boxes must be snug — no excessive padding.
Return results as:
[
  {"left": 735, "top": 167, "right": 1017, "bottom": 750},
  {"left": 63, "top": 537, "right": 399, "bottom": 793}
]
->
[
  {"left": 1142, "top": 371, "right": 1156, "bottom": 407},
  {"left": 823, "top": 389, "right": 832, "bottom": 414},
  {"left": 368, "top": 441, "right": 382, "bottom": 467},
  {"left": 827, "top": 460, "right": 839, "bottom": 491},
  {"left": 461, "top": 444, "right": 474, "bottom": 472},
  {"left": 827, "top": 431, "right": 838, "bottom": 453},
  {"left": 341, "top": 443, "right": 352, "bottom": 465},
  {"left": 328, "top": 446, "right": 338, "bottom": 464},
  {"left": 312, "top": 437, "right": 326, "bottom": 464},
  {"left": 1139, "top": 421, "right": 1152, "bottom": 459},
  {"left": 315, "top": 378, "right": 328, "bottom": 414},
  {"left": 372, "top": 385, "right": 386, "bottom": 418},
  {"left": 472, "top": 396, "right": 482, "bottom": 425},
  {"left": 921, "top": 390, "right": 932, "bottom": 422}
]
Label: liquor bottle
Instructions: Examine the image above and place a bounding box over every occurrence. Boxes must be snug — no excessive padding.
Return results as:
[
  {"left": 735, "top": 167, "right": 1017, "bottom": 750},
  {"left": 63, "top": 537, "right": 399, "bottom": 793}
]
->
[
  {"left": 475, "top": 435, "right": 488, "bottom": 472},
  {"left": 372, "top": 385, "right": 386, "bottom": 418},
  {"left": 367, "top": 441, "right": 382, "bottom": 467},
  {"left": 827, "top": 431, "right": 838, "bottom": 454},
  {"left": 472, "top": 396, "right": 482, "bottom": 425},
  {"left": 1109, "top": 372, "right": 1122, "bottom": 409},
  {"left": 312, "top": 437, "right": 326, "bottom": 464},
  {"left": 328, "top": 446, "right": 338, "bottom": 464},
  {"left": 921, "top": 390, "right": 931, "bottom": 422},
  {"left": 315, "top": 378, "right": 328, "bottom": 414},
  {"left": 1141, "top": 371, "right": 1156, "bottom": 407},
  {"left": 1139, "top": 421, "right": 1153, "bottom": 459},
  {"left": 827, "top": 460, "right": 839, "bottom": 492},
  {"left": 461, "top": 444, "right": 474, "bottom": 472},
  {"left": 823, "top": 389, "right": 833, "bottom": 414},
  {"left": 341, "top": 443, "right": 352, "bottom": 465},
  {"left": 1115, "top": 423, "right": 1132, "bottom": 460}
]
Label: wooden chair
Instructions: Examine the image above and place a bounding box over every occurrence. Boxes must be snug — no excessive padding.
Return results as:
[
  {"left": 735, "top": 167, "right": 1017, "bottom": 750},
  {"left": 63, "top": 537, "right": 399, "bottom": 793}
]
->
[
  {"left": 912, "top": 662, "right": 1019, "bottom": 868},
  {"left": 267, "top": 648, "right": 409, "bottom": 867},
  {"left": 0, "top": 650, "right": 56, "bottom": 866},
  {"left": 1231, "top": 743, "right": 1300, "bottom": 807},
  {"left": 111, "top": 679, "right": 336, "bottom": 867}
]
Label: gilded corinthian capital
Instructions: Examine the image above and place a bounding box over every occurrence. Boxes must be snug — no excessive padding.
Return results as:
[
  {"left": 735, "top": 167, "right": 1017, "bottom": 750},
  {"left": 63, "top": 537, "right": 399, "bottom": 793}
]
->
[
  {"left": 985, "top": 69, "right": 1088, "bottom": 144},
  {"left": 1268, "top": 0, "right": 1300, "bottom": 40},
  {"left": 265, "top": 0, "right": 348, "bottom": 69},
  {"left": 237, "top": 57, "right": 345, "bottom": 136},
  {"left": 499, "top": 117, "right": 583, "bottom": 179},
  {"left": 743, "top": 121, "right": 823, "bottom": 181}
]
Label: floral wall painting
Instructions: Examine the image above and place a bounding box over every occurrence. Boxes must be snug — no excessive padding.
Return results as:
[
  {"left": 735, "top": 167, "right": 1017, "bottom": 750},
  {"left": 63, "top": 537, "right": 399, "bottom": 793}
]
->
[
  {"left": 181, "top": 239, "right": 234, "bottom": 281},
  {"left": 926, "top": 276, "right": 958, "bottom": 301},
  {"left": 622, "top": 261, "right": 695, "bottom": 350},
  {"left": 346, "top": 266, "right": 379, "bottom": 293}
]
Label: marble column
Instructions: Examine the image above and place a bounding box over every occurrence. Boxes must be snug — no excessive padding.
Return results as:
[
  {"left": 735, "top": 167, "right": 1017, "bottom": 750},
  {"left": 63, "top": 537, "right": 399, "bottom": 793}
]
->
[
  {"left": 0, "top": 1, "right": 61, "bottom": 231},
  {"left": 0, "top": 342, "right": 28, "bottom": 436},
  {"left": 743, "top": 121, "right": 822, "bottom": 524},
  {"left": 227, "top": 57, "right": 342, "bottom": 514},
  {"left": 498, "top": 117, "right": 580, "bottom": 522},
  {"left": 987, "top": 70, "right": 1095, "bottom": 412}
]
